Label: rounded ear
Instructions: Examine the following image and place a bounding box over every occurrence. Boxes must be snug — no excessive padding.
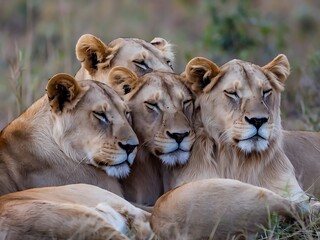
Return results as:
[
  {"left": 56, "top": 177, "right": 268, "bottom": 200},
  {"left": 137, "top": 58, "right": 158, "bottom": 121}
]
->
[
  {"left": 150, "top": 37, "right": 174, "bottom": 63},
  {"left": 262, "top": 54, "right": 290, "bottom": 84},
  {"left": 108, "top": 67, "right": 142, "bottom": 97},
  {"left": 183, "top": 57, "right": 221, "bottom": 95},
  {"left": 75, "top": 34, "right": 116, "bottom": 75},
  {"left": 46, "top": 73, "right": 88, "bottom": 113}
]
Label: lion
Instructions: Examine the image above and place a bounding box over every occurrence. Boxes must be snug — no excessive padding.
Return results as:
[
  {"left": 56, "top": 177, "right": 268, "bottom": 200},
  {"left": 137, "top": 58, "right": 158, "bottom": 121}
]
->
[
  {"left": 170, "top": 54, "right": 309, "bottom": 203},
  {"left": 151, "top": 178, "right": 304, "bottom": 240},
  {"left": 283, "top": 130, "right": 320, "bottom": 198},
  {"left": 106, "top": 67, "right": 196, "bottom": 205},
  {"left": 0, "top": 184, "right": 153, "bottom": 239},
  {"left": 75, "top": 34, "right": 174, "bottom": 82},
  {"left": 0, "top": 73, "right": 138, "bottom": 195},
  {"left": 149, "top": 55, "right": 319, "bottom": 239}
]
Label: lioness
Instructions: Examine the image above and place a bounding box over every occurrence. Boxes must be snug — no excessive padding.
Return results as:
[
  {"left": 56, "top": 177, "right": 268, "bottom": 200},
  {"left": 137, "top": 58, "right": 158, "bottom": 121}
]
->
[
  {"left": 0, "top": 184, "right": 153, "bottom": 240},
  {"left": 171, "top": 55, "right": 308, "bottom": 203},
  {"left": 75, "top": 33, "right": 174, "bottom": 82},
  {"left": 151, "top": 179, "right": 302, "bottom": 240},
  {"left": 0, "top": 73, "right": 138, "bottom": 195},
  {"left": 107, "top": 67, "right": 195, "bottom": 205}
]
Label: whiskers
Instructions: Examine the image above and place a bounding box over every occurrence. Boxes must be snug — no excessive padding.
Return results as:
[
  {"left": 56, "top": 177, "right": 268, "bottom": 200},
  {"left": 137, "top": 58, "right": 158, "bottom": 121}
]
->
[{"left": 137, "top": 139, "right": 152, "bottom": 152}]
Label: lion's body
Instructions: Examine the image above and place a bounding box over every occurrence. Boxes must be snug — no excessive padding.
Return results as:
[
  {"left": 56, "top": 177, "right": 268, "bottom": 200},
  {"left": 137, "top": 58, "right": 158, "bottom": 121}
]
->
[
  {"left": 283, "top": 130, "right": 320, "bottom": 198},
  {"left": 151, "top": 179, "right": 301, "bottom": 240},
  {"left": 0, "top": 75, "right": 138, "bottom": 195},
  {"left": 0, "top": 184, "right": 152, "bottom": 239},
  {"left": 171, "top": 55, "right": 308, "bottom": 203},
  {"left": 107, "top": 68, "right": 195, "bottom": 205}
]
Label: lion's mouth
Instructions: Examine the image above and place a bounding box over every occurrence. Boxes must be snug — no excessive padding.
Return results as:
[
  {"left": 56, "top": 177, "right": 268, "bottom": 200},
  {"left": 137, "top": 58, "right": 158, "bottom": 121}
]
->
[{"left": 236, "top": 134, "right": 267, "bottom": 142}]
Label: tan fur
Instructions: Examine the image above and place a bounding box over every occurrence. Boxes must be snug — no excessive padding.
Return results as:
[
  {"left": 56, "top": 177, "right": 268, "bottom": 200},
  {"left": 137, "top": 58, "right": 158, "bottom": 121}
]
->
[
  {"left": 108, "top": 67, "right": 196, "bottom": 205},
  {"left": 172, "top": 55, "right": 309, "bottom": 203},
  {"left": 0, "top": 184, "right": 153, "bottom": 239},
  {"left": 283, "top": 130, "right": 320, "bottom": 198},
  {"left": 151, "top": 179, "right": 304, "bottom": 240},
  {"left": 0, "top": 73, "right": 139, "bottom": 195},
  {"left": 75, "top": 34, "right": 174, "bottom": 82}
]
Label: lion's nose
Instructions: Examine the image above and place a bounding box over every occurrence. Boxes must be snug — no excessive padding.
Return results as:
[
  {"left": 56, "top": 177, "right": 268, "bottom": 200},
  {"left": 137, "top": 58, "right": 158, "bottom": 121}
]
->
[
  {"left": 245, "top": 116, "right": 268, "bottom": 129},
  {"left": 167, "top": 131, "right": 190, "bottom": 144},
  {"left": 118, "top": 142, "right": 138, "bottom": 155}
]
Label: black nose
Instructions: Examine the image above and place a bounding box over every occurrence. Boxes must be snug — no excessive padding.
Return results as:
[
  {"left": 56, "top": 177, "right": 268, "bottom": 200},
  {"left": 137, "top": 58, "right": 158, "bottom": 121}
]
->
[
  {"left": 245, "top": 116, "right": 268, "bottom": 129},
  {"left": 118, "top": 142, "right": 137, "bottom": 155},
  {"left": 167, "top": 131, "right": 189, "bottom": 144}
]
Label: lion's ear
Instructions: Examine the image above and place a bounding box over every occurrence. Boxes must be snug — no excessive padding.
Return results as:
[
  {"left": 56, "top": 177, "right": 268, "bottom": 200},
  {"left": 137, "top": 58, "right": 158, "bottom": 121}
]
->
[
  {"left": 108, "top": 67, "right": 142, "bottom": 97},
  {"left": 262, "top": 54, "right": 290, "bottom": 84},
  {"left": 46, "top": 73, "right": 88, "bottom": 113},
  {"left": 150, "top": 37, "right": 174, "bottom": 63},
  {"left": 76, "top": 34, "right": 117, "bottom": 76},
  {"left": 183, "top": 57, "right": 220, "bottom": 95}
]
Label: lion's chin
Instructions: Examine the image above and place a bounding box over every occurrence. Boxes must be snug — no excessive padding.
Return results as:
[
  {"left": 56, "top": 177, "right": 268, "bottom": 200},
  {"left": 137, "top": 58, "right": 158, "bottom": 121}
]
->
[
  {"left": 158, "top": 150, "right": 190, "bottom": 166},
  {"left": 237, "top": 137, "right": 269, "bottom": 154},
  {"left": 104, "top": 162, "right": 131, "bottom": 179}
]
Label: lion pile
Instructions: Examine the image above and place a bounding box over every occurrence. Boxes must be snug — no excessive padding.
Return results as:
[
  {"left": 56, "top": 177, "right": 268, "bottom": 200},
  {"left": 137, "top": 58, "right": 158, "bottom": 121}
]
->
[{"left": 0, "top": 34, "right": 319, "bottom": 239}]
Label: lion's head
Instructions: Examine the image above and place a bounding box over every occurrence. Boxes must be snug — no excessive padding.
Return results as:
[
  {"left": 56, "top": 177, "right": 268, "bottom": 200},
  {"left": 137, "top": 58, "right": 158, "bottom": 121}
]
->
[
  {"left": 184, "top": 54, "right": 289, "bottom": 154},
  {"left": 107, "top": 67, "right": 195, "bottom": 166},
  {"left": 47, "top": 73, "right": 139, "bottom": 178},
  {"left": 75, "top": 34, "right": 174, "bottom": 82}
]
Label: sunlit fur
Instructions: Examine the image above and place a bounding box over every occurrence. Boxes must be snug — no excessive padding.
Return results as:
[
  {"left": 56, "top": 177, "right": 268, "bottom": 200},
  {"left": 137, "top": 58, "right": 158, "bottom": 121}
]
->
[
  {"left": 151, "top": 179, "right": 304, "bottom": 240},
  {"left": 108, "top": 68, "right": 196, "bottom": 205},
  {"left": 0, "top": 184, "right": 153, "bottom": 239},
  {"left": 75, "top": 34, "right": 174, "bottom": 82},
  {"left": 0, "top": 74, "right": 138, "bottom": 195},
  {"left": 172, "top": 55, "right": 309, "bottom": 203}
]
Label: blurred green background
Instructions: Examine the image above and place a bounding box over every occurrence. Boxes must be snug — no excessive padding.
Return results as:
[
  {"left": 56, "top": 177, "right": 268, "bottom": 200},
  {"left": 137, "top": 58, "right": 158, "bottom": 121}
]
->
[{"left": 0, "top": 0, "right": 319, "bottom": 131}]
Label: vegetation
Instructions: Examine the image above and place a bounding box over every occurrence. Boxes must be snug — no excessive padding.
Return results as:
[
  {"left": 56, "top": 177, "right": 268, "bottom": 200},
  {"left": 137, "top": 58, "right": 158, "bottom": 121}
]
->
[{"left": 0, "top": 1, "right": 319, "bottom": 238}]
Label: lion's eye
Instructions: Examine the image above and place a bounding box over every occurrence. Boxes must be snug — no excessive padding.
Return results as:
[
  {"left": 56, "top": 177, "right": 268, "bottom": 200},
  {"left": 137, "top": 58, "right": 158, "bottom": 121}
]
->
[
  {"left": 224, "top": 90, "right": 239, "bottom": 100},
  {"left": 125, "top": 111, "right": 132, "bottom": 121},
  {"left": 144, "top": 101, "right": 159, "bottom": 112},
  {"left": 183, "top": 99, "right": 193, "bottom": 109},
  {"left": 167, "top": 60, "right": 173, "bottom": 70},
  {"left": 133, "top": 60, "right": 150, "bottom": 71},
  {"left": 93, "top": 111, "right": 108, "bottom": 124},
  {"left": 263, "top": 89, "right": 272, "bottom": 98}
]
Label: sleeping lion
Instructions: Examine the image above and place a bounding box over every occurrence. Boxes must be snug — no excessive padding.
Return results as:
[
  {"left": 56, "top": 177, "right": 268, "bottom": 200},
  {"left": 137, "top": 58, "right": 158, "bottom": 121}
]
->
[
  {"left": 0, "top": 73, "right": 138, "bottom": 195},
  {"left": 107, "top": 67, "right": 195, "bottom": 205},
  {"left": 150, "top": 54, "right": 319, "bottom": 239}
]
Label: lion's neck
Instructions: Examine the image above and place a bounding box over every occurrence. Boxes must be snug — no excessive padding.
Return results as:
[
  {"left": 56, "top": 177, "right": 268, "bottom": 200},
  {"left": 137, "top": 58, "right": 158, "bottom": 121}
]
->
[
  {"left": 172, "top": 125, "right": 293, "bottom": 189},
  {"left": 122, "top": 147, "right": 165, "bottom": 205}
]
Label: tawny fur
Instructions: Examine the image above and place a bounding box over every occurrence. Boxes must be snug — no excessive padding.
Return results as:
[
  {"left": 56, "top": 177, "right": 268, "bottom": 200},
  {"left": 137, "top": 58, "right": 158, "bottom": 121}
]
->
[
  {"left": 0, "top": 184, "right": 153, "bottom": 240},
  {"left": 171, "top": 55, "right": 309, "bottom": 203},
  {"left": 0, "top": 74, "right": 138, "bottom": 195},
  {"left": 151, "top": 179, "right": 304, "bottom": 240},
  {"left": 108, "top": 67, "right": 196, "bottom": 205},
  {"left": 75, "top": 34, "right": 174, "bottom": 82}
]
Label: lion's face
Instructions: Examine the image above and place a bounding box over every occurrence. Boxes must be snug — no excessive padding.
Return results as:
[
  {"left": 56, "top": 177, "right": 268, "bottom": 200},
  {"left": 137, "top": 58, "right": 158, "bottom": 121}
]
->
[
  {"left": 183, "top": 55, "right": 290, "bottom": 154},
  {"left": 47, "top": 74, "right": 139, "bottom": 178},
  {"left": 75, "top": 34, "right": 174, "bottom": 82},
  {"left": 108, "top": 67, "right": 195, "bottom": 166}
]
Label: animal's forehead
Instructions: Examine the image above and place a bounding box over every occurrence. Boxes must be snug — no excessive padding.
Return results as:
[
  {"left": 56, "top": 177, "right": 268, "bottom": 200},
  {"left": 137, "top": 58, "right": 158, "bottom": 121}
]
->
[
  {"left": 138, "top": 73, "right": 191, "bottom": 102},
  {"left": 81, "top": 80, "right": 128, "bottom": 111},
  {"left": 118, "top": 38, "right": 165, "bottom": 57},
  {"left": 220, "top": 60, "right": 269, "bottom": 89}
]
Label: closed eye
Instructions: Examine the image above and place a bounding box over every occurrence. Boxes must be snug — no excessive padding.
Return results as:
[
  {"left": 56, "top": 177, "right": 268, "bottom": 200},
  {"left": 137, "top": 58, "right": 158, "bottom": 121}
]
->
[
  {"left": 183, "top": 99, "right": 192, "bottom": 108},
  {"left": 144, "top": 101, "right": 159, "bottom": 112},
  {"left": 224, "top": 90, "right": 239, "bottom": 99},
  {"left": 263, "top": 89, "right": 272, "bottom": 98},
  {"left": 167, "top": 60, "right": 173, "bottom": 70},
  {"left": 133, "top": 60, "right": 150, "bottom": 71},
  {"left": 93, "top": 111, "right": 108, "bottom": 124}
]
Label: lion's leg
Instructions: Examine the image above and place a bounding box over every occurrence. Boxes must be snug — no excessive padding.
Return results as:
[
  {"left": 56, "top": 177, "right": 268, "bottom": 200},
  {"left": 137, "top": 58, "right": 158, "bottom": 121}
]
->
[{"left": 0, "top": 200, "right": 129, "bottom": 240}]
